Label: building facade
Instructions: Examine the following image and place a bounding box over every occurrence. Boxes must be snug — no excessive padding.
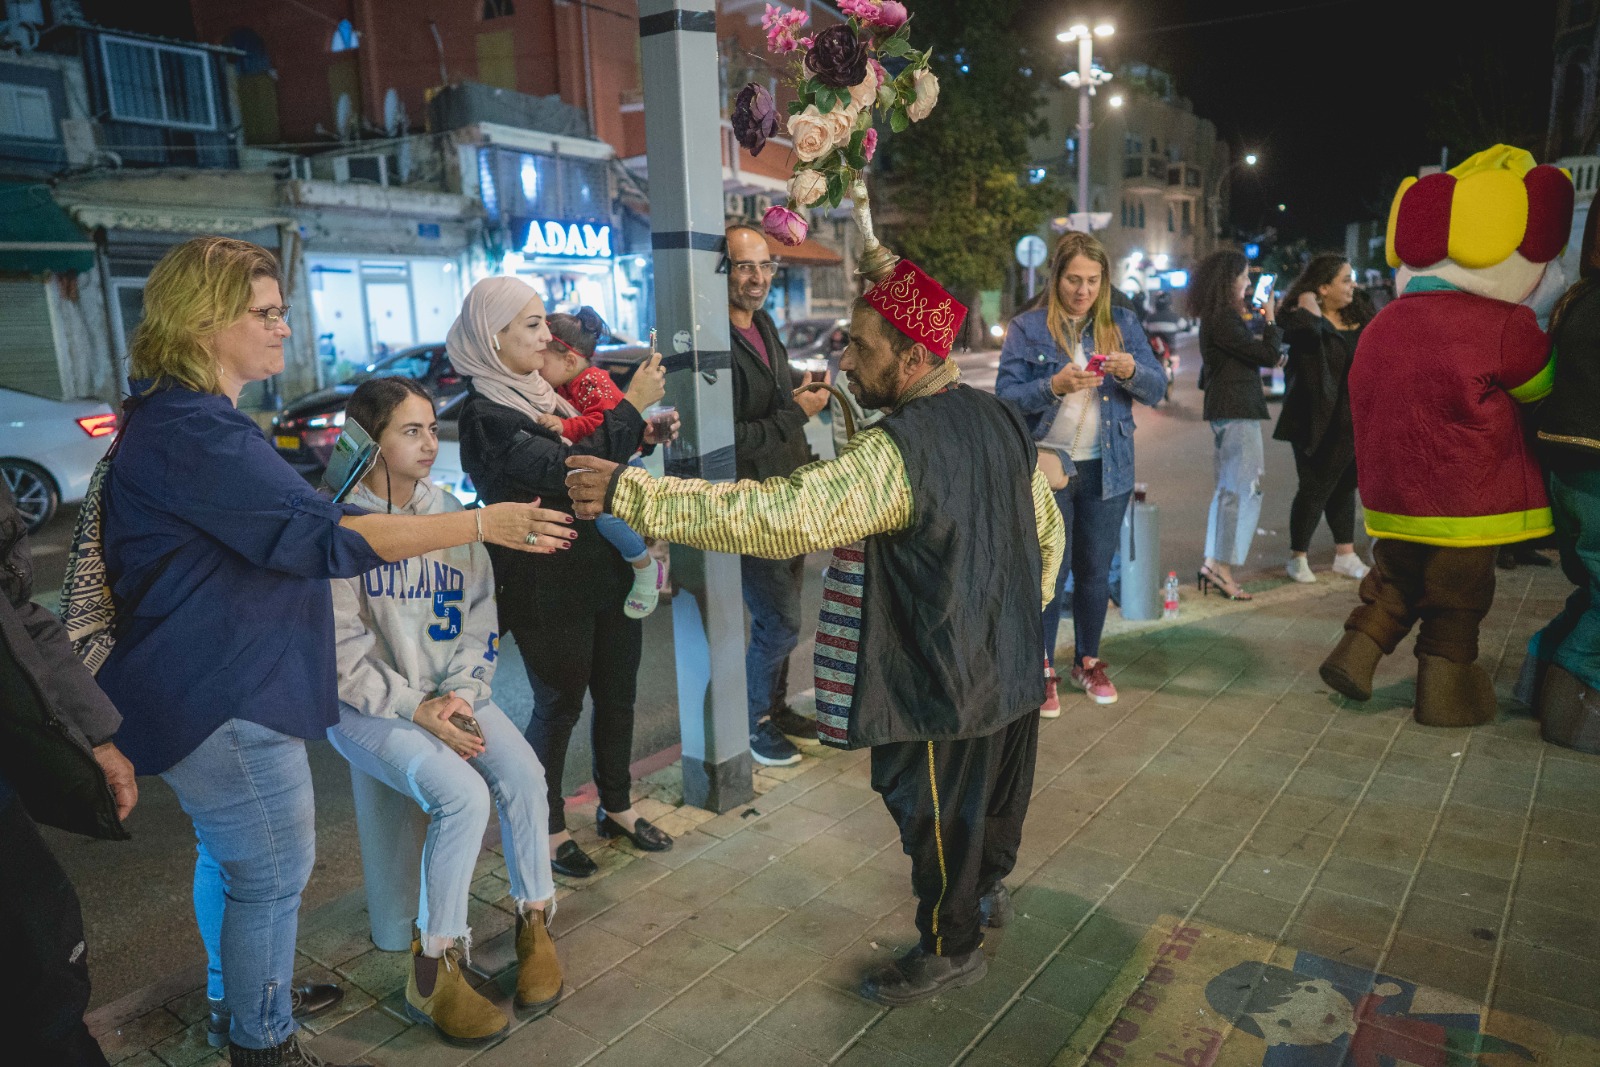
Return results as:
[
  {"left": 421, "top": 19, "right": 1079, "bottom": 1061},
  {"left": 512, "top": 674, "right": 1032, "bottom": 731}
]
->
[
  {"left": 1029, "top": 63, "right": 1230, "bottom": 302},
  {"left": 1548, "top": 0, "right": 1600, "bottom": 160}
]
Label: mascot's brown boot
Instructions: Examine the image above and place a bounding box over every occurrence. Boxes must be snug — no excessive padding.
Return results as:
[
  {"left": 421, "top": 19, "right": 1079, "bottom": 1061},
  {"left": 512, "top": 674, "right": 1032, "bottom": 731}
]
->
[
  {"left": 514, "top": 908, "right": 563, "bottom": 1015},
  {"left": 1320, "top": 631, "right": 1384, "bottom": 701},
  {"left": 404, "top": 942, "right": 509, "bottom": 1047},
  {"left": 1537, "top": 664, "right": 1600, "bottom": 754},
  {"left": 1413, "top": 654, "right": 1497, "bottom": 728}
]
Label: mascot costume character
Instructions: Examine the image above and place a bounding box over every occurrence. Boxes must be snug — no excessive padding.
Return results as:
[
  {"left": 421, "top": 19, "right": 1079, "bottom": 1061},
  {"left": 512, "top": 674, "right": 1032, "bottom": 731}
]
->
[{"left": 1319, "top": 145, "right": 1574, "bottom": 727}]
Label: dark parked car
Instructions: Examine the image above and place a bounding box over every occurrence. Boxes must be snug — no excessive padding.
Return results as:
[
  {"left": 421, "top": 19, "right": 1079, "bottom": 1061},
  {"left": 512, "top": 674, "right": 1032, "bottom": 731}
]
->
[{"left": 271, "top": 330, "right": 650, "bottom": 475}]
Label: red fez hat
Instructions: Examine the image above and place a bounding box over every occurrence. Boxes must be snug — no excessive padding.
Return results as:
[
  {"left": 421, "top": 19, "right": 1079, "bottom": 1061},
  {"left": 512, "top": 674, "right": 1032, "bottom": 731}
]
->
[{"left": 862, "top": 259, "right": 968, "bottom": 359}]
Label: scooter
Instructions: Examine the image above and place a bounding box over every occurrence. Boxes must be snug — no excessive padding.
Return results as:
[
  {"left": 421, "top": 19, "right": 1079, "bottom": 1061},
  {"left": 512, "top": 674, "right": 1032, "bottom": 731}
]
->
[{"left": 1145, "top": 327, "right": 1178, "bottom": 402}]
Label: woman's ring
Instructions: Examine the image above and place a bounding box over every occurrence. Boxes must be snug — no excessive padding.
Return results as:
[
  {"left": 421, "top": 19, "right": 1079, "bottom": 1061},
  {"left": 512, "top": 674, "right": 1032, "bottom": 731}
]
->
[{"left": 525, "top": 532, "right": 539, "bottom": 545}]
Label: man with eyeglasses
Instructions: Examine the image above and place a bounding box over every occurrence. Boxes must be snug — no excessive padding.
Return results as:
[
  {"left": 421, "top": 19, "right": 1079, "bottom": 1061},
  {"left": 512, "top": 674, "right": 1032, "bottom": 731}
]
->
[{"left": 725, "top": 222, "right": 829, "bottom": 767}]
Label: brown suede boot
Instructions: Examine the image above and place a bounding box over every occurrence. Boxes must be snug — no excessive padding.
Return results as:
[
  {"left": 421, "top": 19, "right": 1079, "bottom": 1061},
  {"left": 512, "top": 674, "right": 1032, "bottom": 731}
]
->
[
  {"left": 1320, "top": 631, "right": 1384, "bottom": 701},
  {"left": 404, "top": 943, "right": 508, "bottom": 1047},
  {"left": 514, "top": 908, "right": 563, "bottom": 1015},
  {"left": 1537, "top": 664, "right": 1600, "bottom": 753},
  {"left": 1413, "top": 654, "right": 1497, "bottom": 727}
]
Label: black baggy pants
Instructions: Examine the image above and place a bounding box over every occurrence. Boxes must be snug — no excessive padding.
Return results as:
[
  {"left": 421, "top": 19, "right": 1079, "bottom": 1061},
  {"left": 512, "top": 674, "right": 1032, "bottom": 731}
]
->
[
  {"left": 0, "top": 796, "right": 110, "bottom": 1066},
  {"left": 870, "top": 712, "right": 1039, "bottom": 958}
]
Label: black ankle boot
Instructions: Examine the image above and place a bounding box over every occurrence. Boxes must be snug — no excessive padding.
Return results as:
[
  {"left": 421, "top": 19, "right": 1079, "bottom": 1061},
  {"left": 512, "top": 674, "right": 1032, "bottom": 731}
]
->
[
  {"left": 858, "top": 945, "right": 988, "bottom": 1006},
  {"left": 207, "top": 984, "right": 346, "bottom": 1048},
  {"left": 978, "top": 883, "right": 1014, "bottom": 928},
  {"left": 227, "top": 1031, "right": 374, "bottom": 1066}
]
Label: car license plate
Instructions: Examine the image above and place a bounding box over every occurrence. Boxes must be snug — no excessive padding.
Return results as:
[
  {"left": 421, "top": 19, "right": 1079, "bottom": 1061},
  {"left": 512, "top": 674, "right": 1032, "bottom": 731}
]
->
[{"left": 275, "top": 435, "right": 300, "bottom": 450}]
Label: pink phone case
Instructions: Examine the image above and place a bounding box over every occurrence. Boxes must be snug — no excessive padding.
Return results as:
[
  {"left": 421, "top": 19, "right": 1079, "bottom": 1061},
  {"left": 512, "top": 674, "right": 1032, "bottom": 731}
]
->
[{"left": 1085, "top": 355, "right": 1108, "bottom": 374}]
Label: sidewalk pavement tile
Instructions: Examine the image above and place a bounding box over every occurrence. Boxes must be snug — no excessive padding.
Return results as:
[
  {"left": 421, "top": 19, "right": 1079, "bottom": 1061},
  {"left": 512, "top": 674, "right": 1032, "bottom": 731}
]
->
[{"left": 95, "top": 566, "right": 1600, "bottom": 1066}]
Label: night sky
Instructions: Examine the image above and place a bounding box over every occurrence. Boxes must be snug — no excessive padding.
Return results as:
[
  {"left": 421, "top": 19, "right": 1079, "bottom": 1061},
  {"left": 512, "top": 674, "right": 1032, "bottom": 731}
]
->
[{"left": 1020, "top": 0, "right": 1561, "bottom": 247}]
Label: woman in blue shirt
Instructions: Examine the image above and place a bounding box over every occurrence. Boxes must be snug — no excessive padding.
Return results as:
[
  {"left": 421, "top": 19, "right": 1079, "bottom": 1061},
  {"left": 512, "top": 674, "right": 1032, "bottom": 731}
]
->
[
  {"left": 96, "top": 237, "right": 572, "bottom": 1067},
  {"left": 996, "top": 233, "right": 1166, "bottom": 711}
]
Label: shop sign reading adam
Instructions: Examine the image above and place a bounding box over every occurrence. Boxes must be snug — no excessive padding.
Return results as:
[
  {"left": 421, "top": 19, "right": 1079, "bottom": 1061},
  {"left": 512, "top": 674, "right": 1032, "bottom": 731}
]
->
[{"left": 519, "top": 218, "right": 613, "bottom": 259}]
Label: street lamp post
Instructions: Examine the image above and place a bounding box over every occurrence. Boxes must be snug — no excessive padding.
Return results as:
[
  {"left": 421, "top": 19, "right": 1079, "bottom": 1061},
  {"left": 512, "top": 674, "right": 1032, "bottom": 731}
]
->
[{"left": 1058, "top": 20, "right": 1114, "bottom": 231}]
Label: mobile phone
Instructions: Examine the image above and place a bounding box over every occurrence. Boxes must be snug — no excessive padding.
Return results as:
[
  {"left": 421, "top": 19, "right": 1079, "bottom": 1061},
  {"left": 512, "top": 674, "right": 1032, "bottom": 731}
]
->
[
  {"left": 449, "top": 711, "right": 483, "bottom": 740},
  {"left": 648, "top": 328, "right": 657, "bottom": 352},
  {"left": 1085, "top": 354, "right": 1108, "bottom": 375},
  {"left": 1252, "top": 273, "right": 1277, "bottom": 307}
]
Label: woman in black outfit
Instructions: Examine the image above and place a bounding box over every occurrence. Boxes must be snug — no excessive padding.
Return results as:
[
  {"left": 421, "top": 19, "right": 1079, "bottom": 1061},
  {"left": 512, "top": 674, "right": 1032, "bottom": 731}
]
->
[
  {"left": 1274, "top": 254, "right": 1373, "bottom": 584},
  {"left": 1192, "top": 249, "right": 1282, "bottom": 601},
  {"left": 453, "top": 277, "right": 676, "bottom": 877}
]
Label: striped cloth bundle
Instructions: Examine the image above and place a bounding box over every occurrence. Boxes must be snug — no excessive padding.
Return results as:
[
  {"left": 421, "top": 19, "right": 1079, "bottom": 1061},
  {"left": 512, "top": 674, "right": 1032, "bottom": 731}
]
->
[{"left": 813, "top": 542, "right": 866, "bottom": 748}]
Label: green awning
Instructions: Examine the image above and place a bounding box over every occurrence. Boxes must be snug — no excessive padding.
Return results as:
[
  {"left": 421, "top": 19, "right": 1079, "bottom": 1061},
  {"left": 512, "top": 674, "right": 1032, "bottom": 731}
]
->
[{"left": 0, "top": 182, "right": 95, "bottom": 274}]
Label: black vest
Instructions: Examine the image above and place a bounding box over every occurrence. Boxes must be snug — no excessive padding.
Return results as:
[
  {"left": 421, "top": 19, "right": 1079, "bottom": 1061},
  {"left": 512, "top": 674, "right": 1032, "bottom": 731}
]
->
[{"left": 846, "top": 384, "right": 1045, "bottom": 747}]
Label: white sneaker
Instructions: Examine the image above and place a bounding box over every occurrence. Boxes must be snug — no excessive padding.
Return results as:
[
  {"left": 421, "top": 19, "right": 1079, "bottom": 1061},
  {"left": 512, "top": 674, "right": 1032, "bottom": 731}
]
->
[
  {"left": 1331, "top": 553, "right": 1370, "bottom": 580},
  {"left": 1286, "top": 556, "right": 1317, "bottom": 583}
]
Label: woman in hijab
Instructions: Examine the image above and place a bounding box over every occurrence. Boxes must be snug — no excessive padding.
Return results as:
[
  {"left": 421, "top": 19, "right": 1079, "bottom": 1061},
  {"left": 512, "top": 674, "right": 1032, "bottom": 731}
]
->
[{"left": 452, "top": 277, "right": 676, "bottom": 878}]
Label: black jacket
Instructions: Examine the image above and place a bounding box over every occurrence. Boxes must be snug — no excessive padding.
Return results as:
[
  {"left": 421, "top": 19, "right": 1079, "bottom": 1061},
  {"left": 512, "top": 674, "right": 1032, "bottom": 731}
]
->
[
  {"left": 732, "top": 310, "right": 814, "bottom": 482},
  {"left": 846, "top": 385, "right": 1045, "bottom": 747},
  {"left": 1198, "top": 311, "right": 1282, "bottom": 422},
  {"left": 1537, "top": 284, "right": 1600, "bottom": 469},
  {"left": 0, "top": 487, "right": 127, "bottom": 839},
  {"left": 1273, "top": 308, "right": 1363, "bottom": 456},
  {"left": 456, "top": 388, "right": 646, "bottom": 630}
]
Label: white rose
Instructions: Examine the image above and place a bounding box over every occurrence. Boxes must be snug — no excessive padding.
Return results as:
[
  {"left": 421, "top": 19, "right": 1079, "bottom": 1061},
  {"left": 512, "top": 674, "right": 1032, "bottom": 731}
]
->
[
  {"left": 788, "top": 169, "right": 828, "bottom": 208},
  {"left": 848, "top": 64, "right": 880, "bottom": 111},
  {"left": 788, "top": 103, "right": 858, "bottom": 163},
  {"left": 907, "top": 68, "right": 940, "bottom": 123}
]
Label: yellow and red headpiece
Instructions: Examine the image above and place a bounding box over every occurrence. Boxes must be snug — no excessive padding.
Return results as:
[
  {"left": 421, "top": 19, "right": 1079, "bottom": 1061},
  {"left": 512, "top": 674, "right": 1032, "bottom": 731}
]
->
[{"left": 1385, "top": 145, "right": 1573, "bottom": 270}]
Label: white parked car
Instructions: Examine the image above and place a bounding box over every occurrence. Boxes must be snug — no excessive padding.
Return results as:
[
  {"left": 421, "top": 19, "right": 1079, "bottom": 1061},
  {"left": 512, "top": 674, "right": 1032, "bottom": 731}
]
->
[{"left": 0, "top": 387, "right": 117, "bottom": 530}]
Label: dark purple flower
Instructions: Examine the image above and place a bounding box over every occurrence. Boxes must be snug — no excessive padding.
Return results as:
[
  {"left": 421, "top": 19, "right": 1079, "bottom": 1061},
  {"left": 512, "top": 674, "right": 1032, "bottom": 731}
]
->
[
  {"left": 804, "top": 24, "right": 870, "bottom": 89},
  {"left": 732, "top": 83, "right": 779, "bottom": 156}
]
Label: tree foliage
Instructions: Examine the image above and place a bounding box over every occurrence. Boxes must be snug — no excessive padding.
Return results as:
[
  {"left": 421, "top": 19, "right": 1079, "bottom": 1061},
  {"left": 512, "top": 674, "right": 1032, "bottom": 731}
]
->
[{"left": 876, "top": 0, "right": 1053, "bottom": 305}]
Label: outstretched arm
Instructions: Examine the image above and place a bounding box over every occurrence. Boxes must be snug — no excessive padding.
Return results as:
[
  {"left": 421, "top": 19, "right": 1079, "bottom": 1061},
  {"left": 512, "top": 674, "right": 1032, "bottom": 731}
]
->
[{"left": 568, "top": 428, "right": 915, "bottom": 559}]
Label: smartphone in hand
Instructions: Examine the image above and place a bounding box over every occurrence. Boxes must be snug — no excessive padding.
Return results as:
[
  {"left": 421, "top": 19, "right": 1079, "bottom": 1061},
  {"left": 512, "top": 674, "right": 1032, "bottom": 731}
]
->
[
  {"left": 1252, "top": 273, "right": 1277, "bottom": 307},
  {"left": 1085, "top": 354, "right": 1108, "bottom": 376},
  {"left": 449, "top": 711, "right": 483, "bottom": 739}
]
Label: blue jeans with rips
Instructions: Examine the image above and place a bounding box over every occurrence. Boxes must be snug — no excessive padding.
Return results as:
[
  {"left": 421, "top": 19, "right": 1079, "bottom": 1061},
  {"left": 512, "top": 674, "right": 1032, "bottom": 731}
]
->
[{"left": 162, "top": 719, "right": 315, "bottom": 1050}]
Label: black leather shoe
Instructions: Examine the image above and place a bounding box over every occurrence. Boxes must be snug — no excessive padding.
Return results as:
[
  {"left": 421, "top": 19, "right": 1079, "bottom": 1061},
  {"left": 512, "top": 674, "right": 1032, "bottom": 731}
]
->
[
  {"left": 770, "top": 704, "right": 819, "bottom": 741},
  {"left": 596, "top": 809, "right": 674, "bottom": 851},
  {"left": 858, "top": 946, "right": 988, "bottom": 1006},
  {"left": 979, "top": 883, "right": 1014, "bottom": 929},
  {"left": 552, "top": 838, "right": 599, "bottom": 878},
  {"left": 207, "top": 984, "right": 346, "bottom": 1047}
]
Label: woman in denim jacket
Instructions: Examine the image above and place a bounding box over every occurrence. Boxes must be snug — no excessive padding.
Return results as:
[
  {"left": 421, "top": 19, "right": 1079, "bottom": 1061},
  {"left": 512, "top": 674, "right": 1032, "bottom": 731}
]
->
[{"left": 997, "top": 233, "right": 1166, "bottom": 709}]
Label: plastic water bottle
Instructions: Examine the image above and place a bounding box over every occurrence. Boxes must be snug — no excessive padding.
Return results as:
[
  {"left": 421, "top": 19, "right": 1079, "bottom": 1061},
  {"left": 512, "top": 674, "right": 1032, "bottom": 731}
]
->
[{"left": 1163, "top": 571, "right": 1180, "bottom": 620}]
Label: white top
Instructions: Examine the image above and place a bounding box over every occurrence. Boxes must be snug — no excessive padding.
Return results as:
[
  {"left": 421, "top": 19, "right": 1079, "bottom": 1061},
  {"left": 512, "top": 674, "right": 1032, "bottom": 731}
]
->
[{"left": 1039, "top": 321, "right": 1102, "bottom": 461}]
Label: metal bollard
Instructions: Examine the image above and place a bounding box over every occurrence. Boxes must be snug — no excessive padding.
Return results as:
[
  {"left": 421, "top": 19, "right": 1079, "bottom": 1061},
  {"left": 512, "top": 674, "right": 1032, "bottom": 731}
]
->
[
  {"left": 348, "top": 764, "right": 427, "bottom": 952},
  {"left": 1119, "top": 498, "right": 1163, "bottom": 621}
]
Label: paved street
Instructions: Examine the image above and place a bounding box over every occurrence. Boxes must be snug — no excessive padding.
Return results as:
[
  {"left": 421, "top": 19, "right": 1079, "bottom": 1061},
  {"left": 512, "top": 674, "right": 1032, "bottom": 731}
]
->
[{"left": 51, "top": 333, "right": 1600, "bottom": 1065}]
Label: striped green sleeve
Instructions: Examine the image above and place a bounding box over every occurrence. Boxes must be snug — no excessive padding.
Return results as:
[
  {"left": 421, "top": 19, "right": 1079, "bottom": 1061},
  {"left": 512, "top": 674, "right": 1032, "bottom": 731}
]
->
[
  {"left": 609, "top": 428, "right": 914, "bottom": 559},
  {"left": 1031, "top": 469, "right": 1065, "bottom": 609}
]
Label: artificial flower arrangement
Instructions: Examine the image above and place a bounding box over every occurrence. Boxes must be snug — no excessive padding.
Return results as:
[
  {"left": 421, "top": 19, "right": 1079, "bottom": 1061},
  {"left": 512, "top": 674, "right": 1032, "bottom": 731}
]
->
[{"left": 731, "top": 0, "right": 939, "bottom": 270}]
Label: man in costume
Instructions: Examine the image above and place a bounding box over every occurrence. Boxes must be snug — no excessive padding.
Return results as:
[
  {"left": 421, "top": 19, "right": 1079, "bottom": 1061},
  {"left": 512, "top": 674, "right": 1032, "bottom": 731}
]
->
[
  {"left": 1319, "top": 145, "right": 1573, "bottom": 726},
  {"left": 567, "top": 259, "right": 1064, "bottom": 1005}
]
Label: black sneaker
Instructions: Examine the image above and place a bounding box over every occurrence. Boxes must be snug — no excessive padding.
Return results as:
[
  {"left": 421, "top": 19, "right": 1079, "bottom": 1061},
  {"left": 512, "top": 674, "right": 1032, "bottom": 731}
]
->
[
  {"left": 770, "top": 704, "right": 819, "bottom": 741},
  {"left": 979, "top": 883, "right": 1014, "bottom": 928},
  {"left": 750, "top": 718, "right": 802, "bottom": 767},
  {"left": 858, "top": 946, "right": 988, "bottom": 1006}
]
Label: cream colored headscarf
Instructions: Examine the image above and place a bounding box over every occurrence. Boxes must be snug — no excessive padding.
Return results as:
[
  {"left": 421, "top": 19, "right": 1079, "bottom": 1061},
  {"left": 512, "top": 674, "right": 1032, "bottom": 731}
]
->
[{"left": 447, "top": 276, "right": 578, "bottom": 421}]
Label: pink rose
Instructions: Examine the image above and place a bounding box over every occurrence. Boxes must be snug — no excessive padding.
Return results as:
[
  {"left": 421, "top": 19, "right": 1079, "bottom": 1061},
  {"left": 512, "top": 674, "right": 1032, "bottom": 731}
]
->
[
  {"left": 763, "top": 205, "right": 808, "bottom": 246},
  {"left": 788, "top": 169, "right": 828, "bottom": 208},
  {"left": 847, "top": 63, "right": 880, "bottom": 110},
  {"left": 907, "top": 68, "right": 940, "bottom": 122},
  {"left": 862, "top": 127, "right": 878, "bottom": 162},
  {"left": 873, "top": 2, "right": 908, "bottom": 30}
]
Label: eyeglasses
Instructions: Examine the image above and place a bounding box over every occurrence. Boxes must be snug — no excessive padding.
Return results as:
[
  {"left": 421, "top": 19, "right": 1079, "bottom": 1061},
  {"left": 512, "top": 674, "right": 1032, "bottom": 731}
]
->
[
  {"left": 730, "top": 261, "right": 779, "bottom": 279},
  {"left": 247, "top": 305, "right": 292, "bottom": 326}
]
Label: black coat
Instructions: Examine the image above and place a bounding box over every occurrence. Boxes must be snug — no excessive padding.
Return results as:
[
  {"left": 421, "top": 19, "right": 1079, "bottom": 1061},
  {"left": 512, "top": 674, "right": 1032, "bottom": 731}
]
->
[
  {"left": 1273, "top": 307, "right": 1363, "bottom": 456},
  {"left": 1198, "top": 311, "right": 1282, "bottom": 422},
  {"left": 732, "top": 310, "right": 814, "bottom": 482},
  {"left": 456, "top": 389, "right": 646, "bottom": 629},
  {"left": 0, "top": 487, "right": 127, "bottom": 839},
  {"left": 1537, "top": 284, "right": 1600, "bottom": 468}
]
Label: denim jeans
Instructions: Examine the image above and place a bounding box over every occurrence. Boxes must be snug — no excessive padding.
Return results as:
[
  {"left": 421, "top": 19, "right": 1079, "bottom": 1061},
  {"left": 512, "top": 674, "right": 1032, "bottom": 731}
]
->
[
  {"left": 1530, "top": 466, "right": 1600, "bottom": 691},
  {"left": 1044, "top": 459, "right": 1131, "bottom": 667},
  {"left": 594, "top": 513, "right": 648, "bottom": 563},
  {"left": 1205, "top": 420, "right": 1265, "bottom": 567},
  {"left": 161, "top": 719, "right": 315, "bottom": 1050},
  {"left": 327, "top": 701, "right": 555, "bottom": 939},
  {"left": 741, "top": 554, "right": 805, "bottom": 728}
]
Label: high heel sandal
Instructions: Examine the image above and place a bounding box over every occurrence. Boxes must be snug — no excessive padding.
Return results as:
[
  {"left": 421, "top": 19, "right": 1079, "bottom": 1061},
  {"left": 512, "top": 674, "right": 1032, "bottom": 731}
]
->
[{"left": 1198, "top": 564, "right": 1253, "bottom": 601}]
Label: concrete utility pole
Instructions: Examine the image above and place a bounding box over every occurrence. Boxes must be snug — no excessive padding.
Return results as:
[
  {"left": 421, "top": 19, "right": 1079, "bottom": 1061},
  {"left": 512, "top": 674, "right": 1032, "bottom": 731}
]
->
[
  {"left": 1058, "top": 21, "right": 1113, "bottom": 230},
  {"left": 637, "top": 0, "right": 752, "bottom": 812}
]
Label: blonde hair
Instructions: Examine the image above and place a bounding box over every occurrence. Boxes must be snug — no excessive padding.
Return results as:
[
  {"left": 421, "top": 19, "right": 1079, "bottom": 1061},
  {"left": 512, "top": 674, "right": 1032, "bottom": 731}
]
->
[
  {"left": 1046, "top": 232, "right": 1123, "bottom": 357},
  {"left": 130, "top": 237, "right": 282, "bottom": 395}
]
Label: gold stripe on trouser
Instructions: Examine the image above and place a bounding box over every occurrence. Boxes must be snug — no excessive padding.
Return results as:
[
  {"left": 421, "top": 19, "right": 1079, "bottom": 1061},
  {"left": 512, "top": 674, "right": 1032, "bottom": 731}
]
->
[{"left": 926, "top": 741, "right": 949, "bottom": 956}]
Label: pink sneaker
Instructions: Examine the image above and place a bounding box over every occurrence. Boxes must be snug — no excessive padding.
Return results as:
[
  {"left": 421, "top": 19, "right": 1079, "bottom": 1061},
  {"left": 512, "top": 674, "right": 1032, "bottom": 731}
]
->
[
  {"left": 1071, "top": 659, "right": 1117, "bottom": 704},
  {"left": 1040, "top": 664, "right": 1061, "bottom": 718}
]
